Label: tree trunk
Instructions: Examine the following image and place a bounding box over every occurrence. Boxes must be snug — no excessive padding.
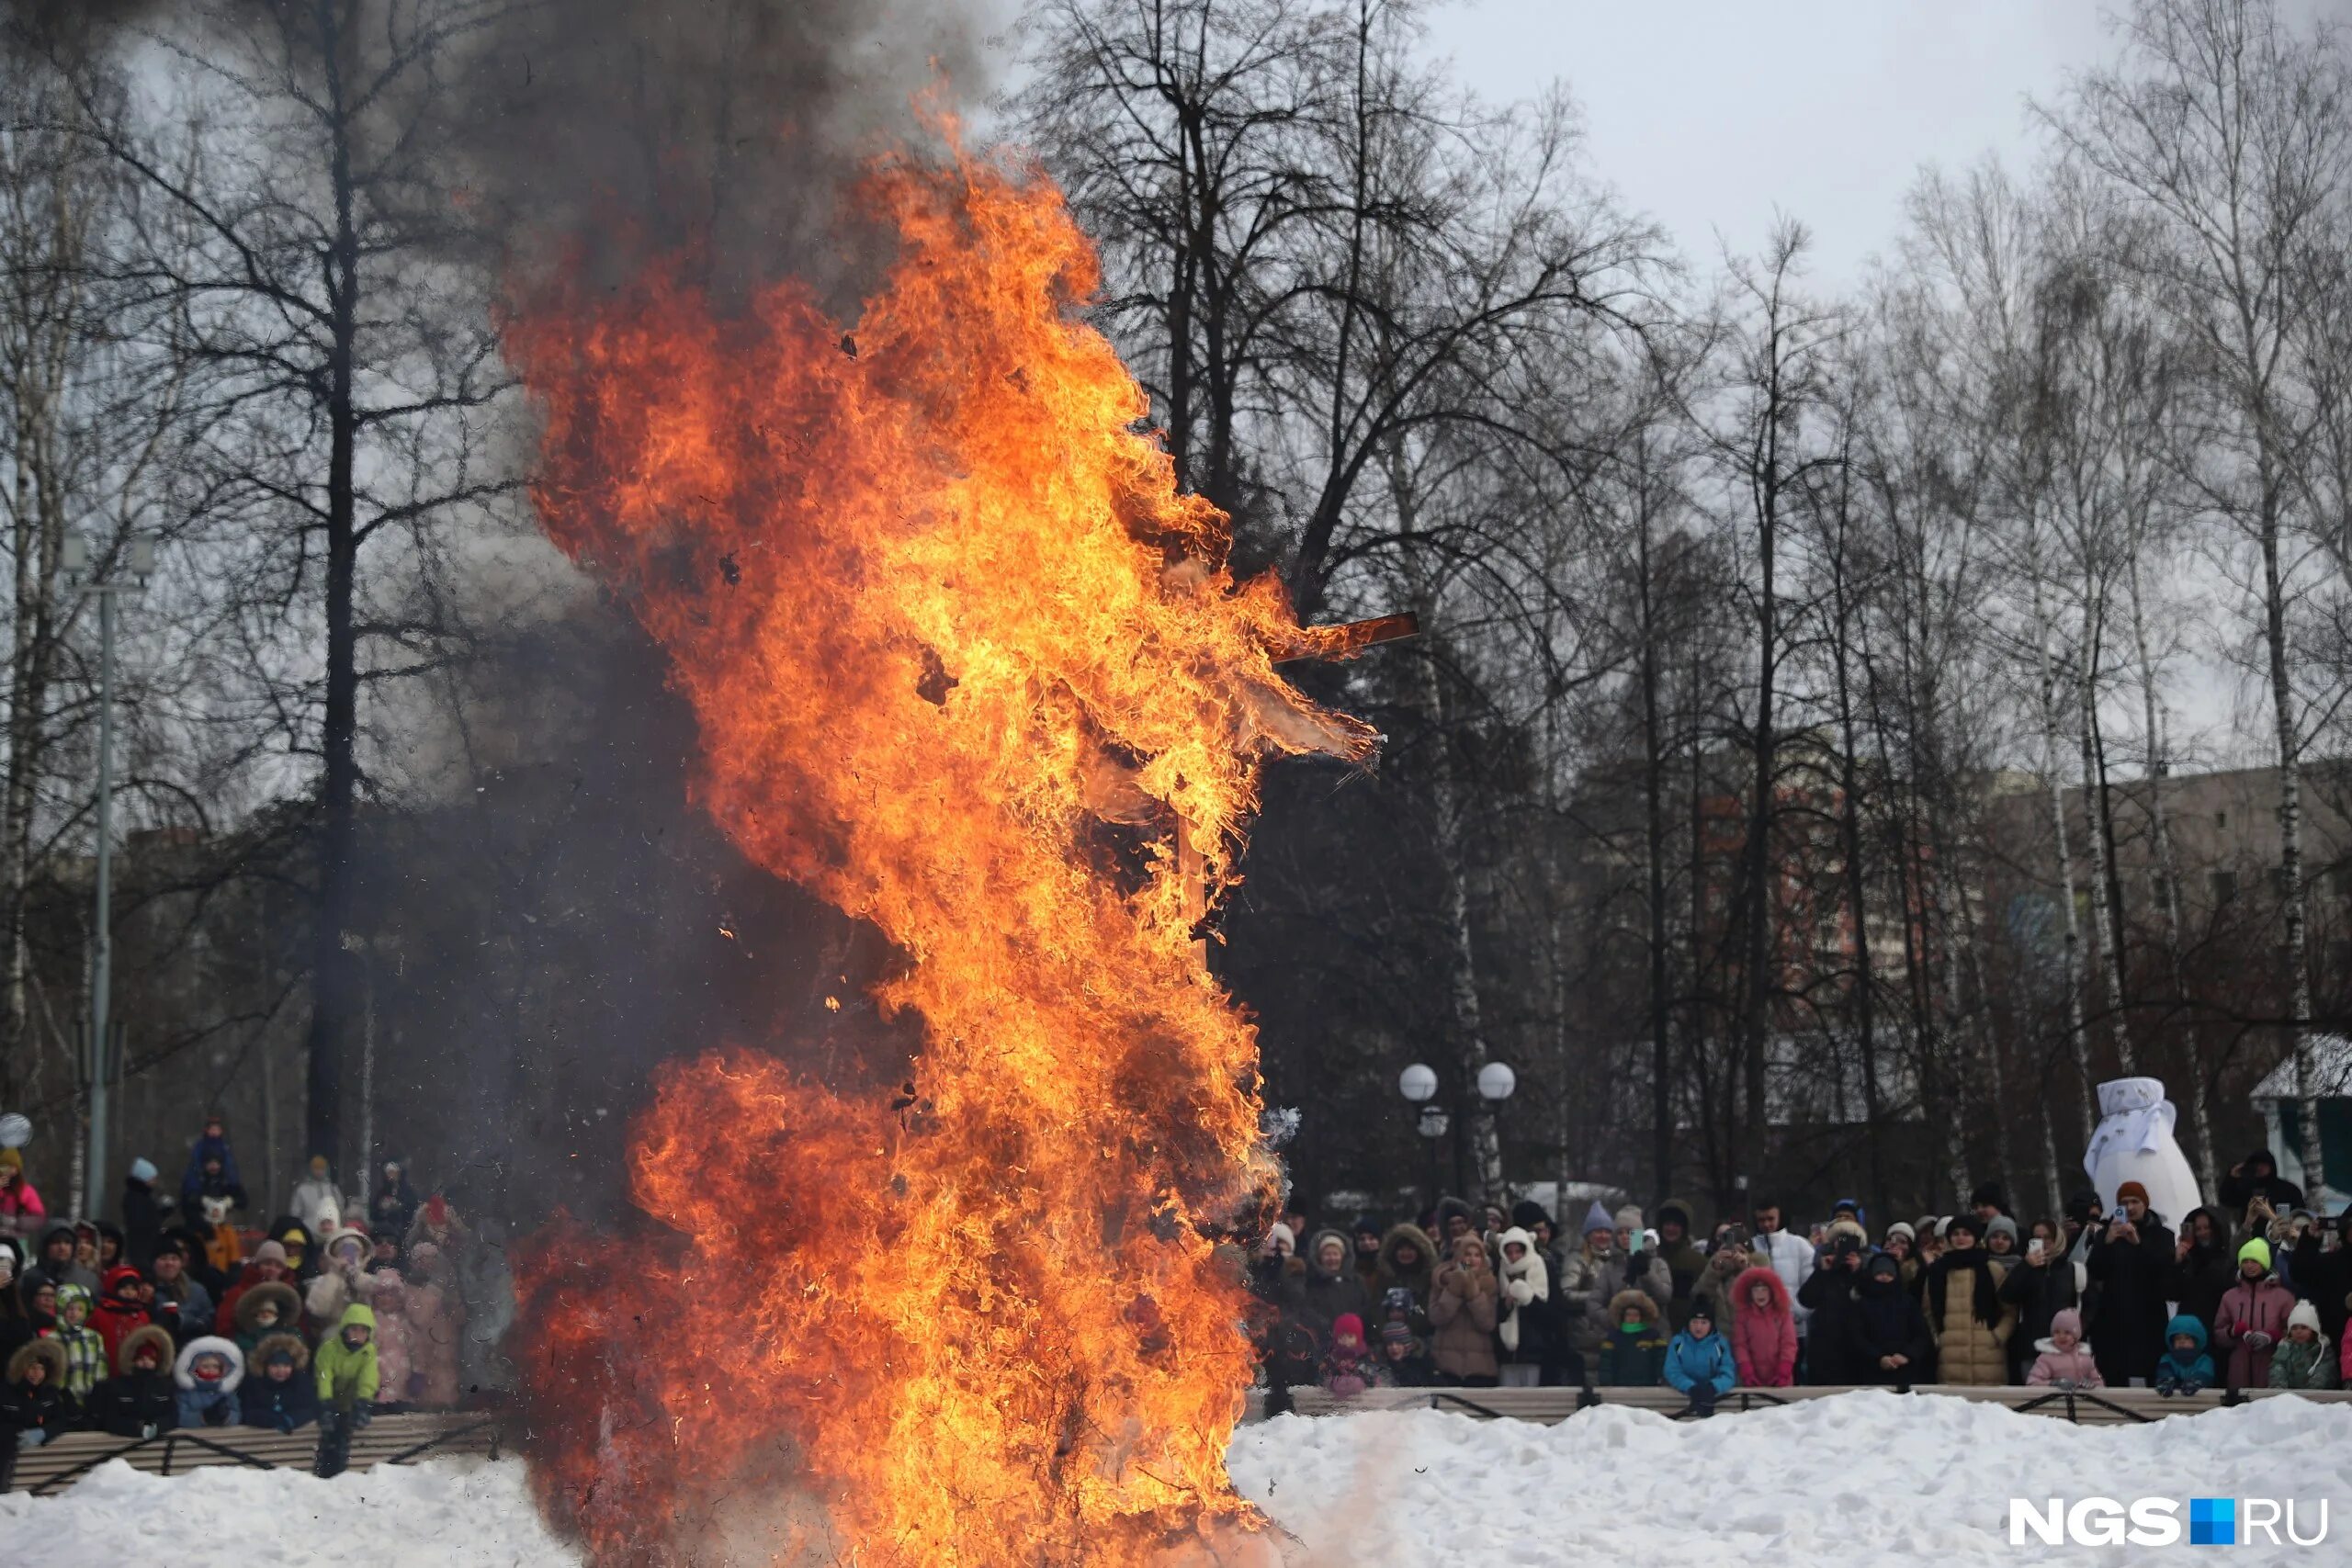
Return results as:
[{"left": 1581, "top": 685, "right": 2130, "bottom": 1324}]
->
[{"left": 2075, "top": 600, "right": 2134, "bottom": 1073}]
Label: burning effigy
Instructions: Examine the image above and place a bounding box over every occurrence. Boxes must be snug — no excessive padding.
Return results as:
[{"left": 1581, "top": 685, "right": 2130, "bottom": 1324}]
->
[{"left": 502, "top": 138, "right": 1374, "bottom": 1566}]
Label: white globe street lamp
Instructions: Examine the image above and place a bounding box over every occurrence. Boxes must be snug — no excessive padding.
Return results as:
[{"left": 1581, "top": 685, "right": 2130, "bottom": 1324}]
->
[
  {"left": 1476, "top": 1062, "right": 1517, "bottom": 1103},
  {"left": 1398, "top": 1063, "right": 1439, "bottom": 1104}
]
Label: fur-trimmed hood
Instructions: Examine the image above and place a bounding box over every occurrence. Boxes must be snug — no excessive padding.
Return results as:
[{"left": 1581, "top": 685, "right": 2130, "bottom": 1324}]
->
[
  {"left": 235, "top": 1280, "right": 301, "bottom": 1336},
  {"left": 7, "top": 1336, "right": 67, "bottom": 1385},
  {"left": 1605, "top": 1288, "right": 1661, "bottom": 1328},
  {"left": 1376, "top": 1223, "right": 1438, "bottom": 1283},
  {"left": 173, "top": 1335, "right": 245, "bottom": 1393},
  {"left": 1732, "top": 1264, "right": 1791, "bottom": 1315},
  {"left": 116, "top": 1323, "right": 175, "bottom": 1375},
  {"left": 250, "top": 1331, "right": 311, "bottom": 1372}
]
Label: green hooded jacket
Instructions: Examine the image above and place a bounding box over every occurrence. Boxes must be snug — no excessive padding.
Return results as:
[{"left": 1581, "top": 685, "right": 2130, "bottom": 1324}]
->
[{"left": 314, "top": 1303, "right": 380, "bottom": 1407}]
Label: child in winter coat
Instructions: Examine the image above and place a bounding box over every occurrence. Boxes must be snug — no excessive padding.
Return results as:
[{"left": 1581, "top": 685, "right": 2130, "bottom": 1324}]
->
[
  {"left": 1662, "top": 1303, "right": 1737, "bottom": 1413},
  {"left": 2267, "top": 1300, "right": 2336, "bottom": 1391},
  {"left": 233, "top": 1280, "right": 303, "bottom": 1361},
  {"left": 1377, "top": 1320, "right": 1433, "bottom": 1387},
  {"left": 406, "top": 1241, "right": 465, "bottom": 1407},
  {"left": 1597, "top": 1290, "right": 1668, "bottom": 1386},
  {"left": 87, "top": 1323, "right": 178, "bottom": 1438},
  {"left": 239, "top": 1333, "right": 322, "bottom": 1430},
  {"left": 314, "top": 1303, "right": 380, "bottom": 1414},
  {"left": 1317, "top": 1313, "right": 1386, "bottom": 1399},
  {"left": 172, "top": 1336, "right": 245, "bottom": 1427},
  {"left": 1, "top": 1338, "right": 77, "bottom": 1446},
  {"left": 50, "top": 1282, "right": 107, "bottom": 1401},
  {"left": 2213, "top": 1238, "right": 2297, "bottom": 1388},
  {"left": 1730, "top": 1265, "right": 1797, "bottom": 1387},
  {"left": 367, "top": 1269, "right": 416, "bottom": 1404},
  {"left": 91, "top": 1265, "right": 152, "bottom": 1371},
  {"left": 2154, "top": 1314, "right": 2216, "bottom": 1395},
  {"left": 2026, "top": 1308, "right": 2103, "bottom": 1389}
]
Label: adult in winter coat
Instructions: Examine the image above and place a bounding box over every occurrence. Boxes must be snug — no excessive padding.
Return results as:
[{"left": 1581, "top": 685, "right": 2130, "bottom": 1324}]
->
[
  {"left": 240, "top": 1334, "right": 322, "bottom": 1430},
  {"left": 366, "top": 1270, "right": 416, "bottom": 1404},
  {"left": 145, "top": 1243, "right": 214, "bottom": 1344},
  {"left": 2086, "top": 1182, "right": 2174, "bottom": 1387},
  {"left": 1798, "top": 1236, "right": 1871, "bottom": 1384},
  {"left": 1284, "top": 1230, "right": 1373, "bottom": 1359},
  {"left": 1749, "top": 1200, "right": 1817, "bottom": 1348},
  {"left": 1690, "top": 1234, "right": 1764, "bottom": 1328},
  {"left": 2167, "top": 1207, "right": 2240, "bottom": 1336},
  {"left": 23, "top": 1223, "right": 96, "bottom": 1298},
  {"left": 180, "top": 1116, "right": 247, "bottom": 1212},
  {"left": 2218, "top": 1148, "right": 2304, "bottom": 1216},
  {"left": 289, "top": 1156, "right": 344, "bottom": 1240},
  {"left": 1494, "top": 1226, "right": 1566, "bottom": 1385},
  {"left": 172, "top": 1337, "right": 244, "bottom": 1428},
  {"left": 370, "top": 1160, "right": 423, "bottom": 1242},
  {"left": 1428, "top": 1233, "right": 1500, "bottom": 1384},
  {"left": 1924, "top": 1214, "right": 2013, "bottom": 1385},
  {"left": 87, "top": 1323, "right": 178, "bottom": 1438},
  {"left": 216, "top": 1239, "right": 297, "bottom": 1328},
  {"left": 1853, "top": 1252, "right": 1934, "bottom": 1384},
  {"left": 120, "top": 1157, "right": 173, "bottom": 1271},
  {"left": 405, "top": 1242, "right": 466, "bottom": 1407},
  {"left": 1372, "top": 1223, "right": 1438, "bottom": 1324},
  {"left": 1596, "top": 1290, "right": 1668, "bottom": 1386},
  {"left": 1651, "top": 1200, "right": 1707, "bottom": 1330},
  {"left": 305, "top": 1227, "right": 375, "bottom": 1327},
  {"left": 0, "top": 1337, "right": 76, "bottom": 1444},
  {"left": 1559, "top": 1206, "right": 1671, "bottom": 1359},
  {"left": 2289, "top": 1209, "right": 2352, "bottom": 1346},
  {"left": 91, "top": 1264, "right": 153, "bottom": 1371},
  {"left": 2025, "top": 1309, "right": 2102, "bottom": 1389},
  {"left": 2000, "top": 1233, "right": 2085, "bottom": 1384},
  {"left": 2212, "top": 1238, "right": 2297, "bottom": 1389},
  {"left": 1730, "top": 1265, "right": 1797, "bottom": 1388},
  {"left": 2267, "top": 1300, "right": 2336, "bottom": 1391},
  {"left": 1662, "top": 1303, "right": 1737, "bottom": 1410}
]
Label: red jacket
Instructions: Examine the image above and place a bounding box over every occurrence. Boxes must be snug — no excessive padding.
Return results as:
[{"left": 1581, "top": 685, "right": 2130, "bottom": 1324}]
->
[
  {"left": 1730, "top": 1265, "right": 1797, "bottom": 1387},
  {"left": 91, "top": 1265, "right": 153, "bottom": 1371},
  {"left": 2214, "top": 1277, "right": 2296, "bottom": 1388}
]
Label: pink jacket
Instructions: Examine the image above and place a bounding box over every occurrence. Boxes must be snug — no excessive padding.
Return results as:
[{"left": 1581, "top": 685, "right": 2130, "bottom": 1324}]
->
[
  {"left": 1729, "top": 1266, "right": 1797, "bottom": 1387},
  {"left": 0, "top": 1175, "right": 43, "bottom": 1237},
  {"left": 2027, "top": 1342, "right": 2104, "bottom": 1387},
  {"left": 2214, "top": 1278, "right": 2297, "bottom": 1388},
  {"left": 2342, "top": 1329, "right": 2352, "bottom": 1385}
]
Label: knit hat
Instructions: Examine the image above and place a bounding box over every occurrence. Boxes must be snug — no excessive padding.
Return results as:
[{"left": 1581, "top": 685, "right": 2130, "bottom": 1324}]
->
[
  {"left": 129, "top": 1156, "right": 158, "bottom": 1184},
  {"left": 1510, "top": 1200, "right": 1554, "bottom": 1233},
  {"left": 1945, "top": 1213, "right": 1984, "bottom": 1241},
  {"left": 1381, "top": 1286, "right": 1415, "bottom": 1318},
  {"left": 1611, "top": 1204, "right": 1644, "bottom": 1234},
  {"left": 1985, "top": 1215, "right": 2019, "bottom": 1246},
  {"left": 1580, "top": 1201, "right": 1615, "bottom": 1237},
  {"left": 2286, "top": 1298, "right": 2322, "bottom": 1337},
  {"left": 0, "top": 1147, "right": 20, "bottom": 1173},
  {"left": 1381, "top": 1321, "right": 1415, "bottom": 1348},
  {"left": 1885, "top": 1222, "right": 1917, "bottom": 1244},
  {"left": 1264, "top": 1223, "right": 1295, "bottom": 1253},
  {"left": 254, "top": 1239, "right": 289, "bottom": 1266},
  {"left": 1686, "top": 1302, "right": 1713, "bottom": 1326},
  {"left": 2237, "top": 1237, "right": 2272, "bottom": 1272},
  {"left": 2051, "top": 1308, "right": 2083, "bottom": 1338},
  {"left": 2116, "top": 1180, "right": 2150, "bottom": 1206}
]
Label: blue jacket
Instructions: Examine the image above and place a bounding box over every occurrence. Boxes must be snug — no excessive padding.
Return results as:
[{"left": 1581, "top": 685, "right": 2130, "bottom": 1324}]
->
[
  {"left": 239, "top": 1370, "right": 321, "bottom": 1432},
  {"left": 2156, "top": 1313, "right": 2216, "bottom": 1388},
  {"left": 1662, "top": 1327, "right": 1737, "bottom": 1395}
]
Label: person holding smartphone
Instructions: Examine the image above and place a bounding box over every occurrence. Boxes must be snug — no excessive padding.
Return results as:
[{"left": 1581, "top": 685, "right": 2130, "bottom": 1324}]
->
[
  {"left": 2086, "top": 1181, "right": 2174, "bottom": 1387},
  {"left": 2000, "top": 1219, "right": 2083, "bottom": 1383}
]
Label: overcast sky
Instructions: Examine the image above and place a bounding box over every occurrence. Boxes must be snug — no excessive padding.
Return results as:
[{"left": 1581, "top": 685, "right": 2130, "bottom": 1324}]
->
[{"left": 1425, "top": 0, "right": 2121, "bottom": 284}]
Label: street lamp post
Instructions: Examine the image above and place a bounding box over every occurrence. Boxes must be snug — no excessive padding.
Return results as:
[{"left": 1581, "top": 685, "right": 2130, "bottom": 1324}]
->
[
  {"left": 1477, "top": 1060, "right": 1517, "bottom": 1199},
  {"left": 60, "top": 535, "right": 154, "bottom": 1219},
  {"left": 1399, "top": 1064, "right": 1448, "bottom": 1212}
]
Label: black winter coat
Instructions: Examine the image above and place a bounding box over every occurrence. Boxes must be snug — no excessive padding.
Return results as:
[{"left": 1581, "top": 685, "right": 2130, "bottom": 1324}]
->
[
  {"left": 0, "top": 1378, "right": 77, "bottom": 1440},
  {"left": 239, "top": 1371, "right": 321, "bottom": 1432},
  {"left": 2000, "top": 1253, "right": 2081, "bottom": 1373},
  {"left": 87, "top": 1371, "right": 178, "bottom": 1438},
  {"left": 120, "top": 1179, "right": 170, "bottom": 1272},
  {"left": 2217, "top": 1153, "right": 2303, "bottom": 1216},
  {"left": 2166, "top": 1213, "right": 2240, "bottom": 1337},
  {"left": 1798, "top": 1257, "right": 1871, "bottom": 1383},
  {"left": 1854, "top": 1271, "right": 1935, "bottom": 1382},
  {"left": 2086, "top": 1218, "right": 2174, "bottom": 1384}
]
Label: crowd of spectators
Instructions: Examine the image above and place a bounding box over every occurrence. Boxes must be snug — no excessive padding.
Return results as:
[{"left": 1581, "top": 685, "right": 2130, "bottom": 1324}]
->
[
  {"left": 1248, "top": 1148, "right": 2352, "bottom": 1414},
  {"left": 1, "top": 1114, "right": 486, "bottom": 1466}
]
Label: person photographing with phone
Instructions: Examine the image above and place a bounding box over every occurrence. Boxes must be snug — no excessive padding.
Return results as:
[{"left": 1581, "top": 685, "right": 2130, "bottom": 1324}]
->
[
  {"left": 1999, "top": 1220, "right": 2085, "bottom": 1384},
  {"left": 2086, "top": 1182, "right": 2173, "bottom": 1387}
]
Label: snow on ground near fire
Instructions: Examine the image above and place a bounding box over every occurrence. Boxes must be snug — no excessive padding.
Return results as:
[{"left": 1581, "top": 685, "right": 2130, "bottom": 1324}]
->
[
  {"left": 5, "top": 1393, "right": 2350, "bottom": 1566},
  {"left": 1228, "top": 1393, "right": 2352, "bottom": 1566}
]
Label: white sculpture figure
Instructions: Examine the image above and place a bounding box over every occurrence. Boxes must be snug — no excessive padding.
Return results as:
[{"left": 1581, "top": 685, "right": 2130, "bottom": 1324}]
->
[{"left": 2084, "top": 1077, "right": 2202, "bottom": 1226}]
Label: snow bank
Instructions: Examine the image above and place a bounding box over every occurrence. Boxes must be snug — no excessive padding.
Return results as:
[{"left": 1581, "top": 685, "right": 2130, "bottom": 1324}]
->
[
  {"left": 6, "top": 1393, "right": 2350, "bottom": 1566},
  {"left": 0, "top": 1455, "right": 576, "bottom": 1567},
  {"left": 1228, "top": 1393, "right": 2352, "bottom": 1565}
]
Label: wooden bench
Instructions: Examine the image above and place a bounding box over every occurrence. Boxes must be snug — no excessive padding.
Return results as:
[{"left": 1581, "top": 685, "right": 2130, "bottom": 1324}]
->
[
  {"left": 3, "top": 1411, "right": 505, "bottom": 1495},
  {"left": 1276, "top": 1383, "right": 2352, "bottom": 1426}
]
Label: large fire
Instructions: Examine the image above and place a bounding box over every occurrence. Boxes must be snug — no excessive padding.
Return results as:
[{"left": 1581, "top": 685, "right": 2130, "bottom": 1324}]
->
[{"left": 502, "top": 137, "right": 1376, "bottom": 1565}]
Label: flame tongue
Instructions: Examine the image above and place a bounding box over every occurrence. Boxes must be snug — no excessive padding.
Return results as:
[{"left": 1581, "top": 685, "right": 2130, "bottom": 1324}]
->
[{"left": 505, "top": 141, "right": 1363, "bottom": 1565}]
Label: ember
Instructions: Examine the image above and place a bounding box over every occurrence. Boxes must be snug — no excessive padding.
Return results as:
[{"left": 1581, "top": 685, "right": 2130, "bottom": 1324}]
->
[{"left": 503, "top": 136, "right": 1374, "bottom": 1566}]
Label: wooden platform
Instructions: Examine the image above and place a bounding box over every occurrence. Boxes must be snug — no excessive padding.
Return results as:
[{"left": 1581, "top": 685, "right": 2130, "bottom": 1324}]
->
[
  {"left": 1277, "top": 1383, "right": 2352, "bottom": 1427},
  {"left": 3, "top": 1411, "right": 504, "bottom": 1495}
]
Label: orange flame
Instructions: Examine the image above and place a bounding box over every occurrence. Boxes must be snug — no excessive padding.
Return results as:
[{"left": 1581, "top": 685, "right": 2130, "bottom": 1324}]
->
[{"left": 503, "top": 137, "right": 1374, "bottom": 1566}]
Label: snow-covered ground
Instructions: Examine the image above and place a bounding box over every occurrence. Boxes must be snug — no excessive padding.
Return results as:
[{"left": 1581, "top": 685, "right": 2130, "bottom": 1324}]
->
[{"left": 5, "top": 1393, "right": 2348, "bottom": 1565}]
